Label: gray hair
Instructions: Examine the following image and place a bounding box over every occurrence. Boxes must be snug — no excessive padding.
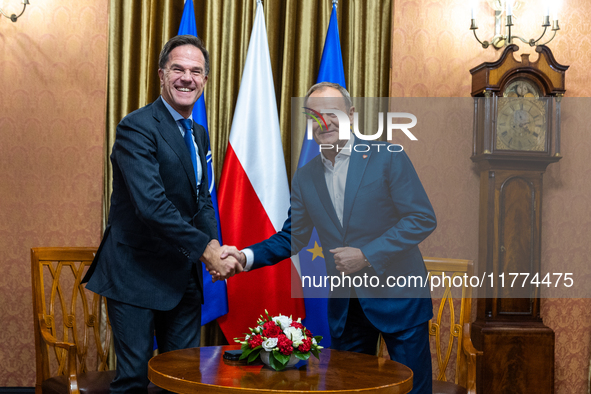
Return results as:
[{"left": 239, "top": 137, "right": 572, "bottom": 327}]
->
[
  {"left": 158, "top": 35, "right": 210, "bottom": 76},
  {"left": 304, "top": 82, "right": 351, "bottom": 110}
]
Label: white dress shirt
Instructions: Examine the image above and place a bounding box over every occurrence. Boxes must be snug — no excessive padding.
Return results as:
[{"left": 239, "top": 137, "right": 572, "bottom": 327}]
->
[{"left": 320, "top": 137, "right": 352, "bottom": 226}]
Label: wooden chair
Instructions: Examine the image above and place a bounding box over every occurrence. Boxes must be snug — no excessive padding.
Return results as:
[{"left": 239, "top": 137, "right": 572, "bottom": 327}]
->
[
  {"left": 31, "top": 247, "right": 115, "bottom": 394},
  {"left": 379, "top": 257, "right": 482, "bottom": 394}
]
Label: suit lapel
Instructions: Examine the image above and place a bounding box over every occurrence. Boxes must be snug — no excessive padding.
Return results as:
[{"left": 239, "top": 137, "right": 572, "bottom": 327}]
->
[
  {"left": 310, "top": 157, "right": 344, "bottom": 236},
  {"left": 342, "top": 139, "right": 371, "bottom": 234},
  {"left": 153, "top": 97, "right": 197, "bottom": 192}
]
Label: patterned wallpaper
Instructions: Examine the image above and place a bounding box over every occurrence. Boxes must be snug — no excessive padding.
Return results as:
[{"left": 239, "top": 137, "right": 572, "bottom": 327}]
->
[
  {"left": 390, "top": 1, "right": 591, "bottom": 393},
  {"left": 542, "top": 98, "right": 591, "bottom": 393},
  {"left": 0, "top": 0, "right": 107, "bottom": 386}
]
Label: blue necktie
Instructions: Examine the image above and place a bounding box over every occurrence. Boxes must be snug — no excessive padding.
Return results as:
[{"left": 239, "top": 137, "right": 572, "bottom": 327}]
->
[{"left": 179, "top": 118, "right": 200, "bottom": 190}]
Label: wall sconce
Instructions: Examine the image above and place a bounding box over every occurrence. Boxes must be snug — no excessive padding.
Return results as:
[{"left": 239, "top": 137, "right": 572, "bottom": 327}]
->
[
  {"left": 0, "top": 0, "right": 29, "bottom": 23},
  {"left": 470, "top": 0, "right": 560, "bottom": 49}
]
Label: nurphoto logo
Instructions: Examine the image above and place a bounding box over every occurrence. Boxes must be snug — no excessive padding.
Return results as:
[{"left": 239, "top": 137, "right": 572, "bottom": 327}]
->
[{"left": 302, "top": 107, "right": 418, "bottom": 153}]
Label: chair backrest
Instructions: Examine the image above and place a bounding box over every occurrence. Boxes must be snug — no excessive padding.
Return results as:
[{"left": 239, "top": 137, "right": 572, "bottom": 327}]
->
[
  {"left": 377, "top": 257, "right": 475, "bottom": 389},
  {"left": 31, "top": 247, "right": 110, "bottom": 387},
  {"left": 424, "top": 257, "right": 474, "bottom": 388}
]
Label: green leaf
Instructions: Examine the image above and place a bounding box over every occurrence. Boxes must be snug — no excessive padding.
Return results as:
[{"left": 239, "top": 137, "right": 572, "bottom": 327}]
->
[
  {"left": 268, "top": 351, "right": 286, "bottom": 371},
  {"left": 239, "top": 348, "right": 252, "bottom": 360},
  {"left": 247, "top": 348, "right": 261, "bottom": 363},
  {"left": 311, "top": 348, "right": 320, "bottom": 359},
  {"left": 240, "top": 342, "right": 249, "bottom": 351},
  {"left": 294, "top": 350, "right": 310, "bottom": 361},
  {"left": 313, "top": 335, "right": 323, "bottom": 343},
  {"left": 273, "top": 349, "right": 290, "bottom": 364}
]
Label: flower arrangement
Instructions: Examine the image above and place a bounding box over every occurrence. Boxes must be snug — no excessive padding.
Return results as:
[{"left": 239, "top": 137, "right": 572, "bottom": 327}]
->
[{"left": 234, "top": 310, "right": 323, "bottom": 371}]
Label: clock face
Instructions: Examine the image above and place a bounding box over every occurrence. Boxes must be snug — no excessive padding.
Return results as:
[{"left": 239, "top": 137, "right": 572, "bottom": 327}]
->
[
  {"left": 496, "top": 79, "right": 547, "bottom": 152},
  {"left": 496, "top": 98, "right": 547, "bottom": 151}
]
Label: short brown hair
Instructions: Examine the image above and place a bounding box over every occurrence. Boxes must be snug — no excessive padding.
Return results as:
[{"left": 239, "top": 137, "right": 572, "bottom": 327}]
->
[{"left": 158, "top": 35, "right": 210, "bottom": 76}]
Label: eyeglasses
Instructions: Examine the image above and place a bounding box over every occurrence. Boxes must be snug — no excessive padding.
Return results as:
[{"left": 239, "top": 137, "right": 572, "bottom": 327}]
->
[{"left": 166, "top": 66, "right": 205, "bottom": 78}]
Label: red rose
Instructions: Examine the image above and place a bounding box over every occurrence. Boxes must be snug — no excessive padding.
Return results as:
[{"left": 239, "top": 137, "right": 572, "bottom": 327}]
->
[
  {"left": 263, "top": 321, "right": 277, "bottom": 330},
  {"left": 248, "top": 334, "right": 263, "bottom": 349},
  {"left": 277, "top": 334, "right": 293, "bottom": 355},
  {"left": 263, "top": 325, "right": 283, "bottom": 338},
  {"left": 298, "top": 337, "right": 312, "bottom": 352},
  {"left": 305, "top": 329, "right": 313, "bottom": 338},
  {"left": 291, "top": 322, "right": 305, "bottom": 330}
]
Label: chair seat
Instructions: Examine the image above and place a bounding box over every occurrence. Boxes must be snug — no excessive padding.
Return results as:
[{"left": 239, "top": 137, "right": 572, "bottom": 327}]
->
[
  {"left": 432, "top": 379, "right": 468, "bottom": 394},
  {"left": 42, "top": 370, "right": 163, "bottom": 394}
]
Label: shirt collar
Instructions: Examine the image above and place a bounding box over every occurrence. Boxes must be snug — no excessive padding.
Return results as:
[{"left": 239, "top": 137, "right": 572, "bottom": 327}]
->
[
  {"left": 161, "top": 96, "right": 193, "bottom": 123},
  {"left": 320, "top": 134, "right": 354, "bottom": 166}
]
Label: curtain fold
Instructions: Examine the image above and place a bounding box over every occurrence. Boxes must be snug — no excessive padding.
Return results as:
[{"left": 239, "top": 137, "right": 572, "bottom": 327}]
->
[{"left": 105, "top": 0, "right": 393, "bottom": 347}]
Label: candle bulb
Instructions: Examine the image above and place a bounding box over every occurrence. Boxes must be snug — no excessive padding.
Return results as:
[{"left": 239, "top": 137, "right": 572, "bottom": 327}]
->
[
  {"left": 506, "top": 1, "right": 513, "bottom": 16},
  {"left": 551, "top": 2, "right": 560, "bottom": 21},
  {"left": 471, "top": 5, "right": 474, "bottom": 19}
]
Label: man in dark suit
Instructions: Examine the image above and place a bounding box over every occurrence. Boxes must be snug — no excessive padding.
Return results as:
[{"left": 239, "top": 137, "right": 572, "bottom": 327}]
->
[
  {"left": 220, "top": 82, "right": 436, "bottom": 393},
  {"left": 83, "top": 35, "right": 242, "bottom": 393}
]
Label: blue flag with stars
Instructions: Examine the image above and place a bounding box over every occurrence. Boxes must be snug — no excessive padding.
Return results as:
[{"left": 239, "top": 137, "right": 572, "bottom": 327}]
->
[
  {"left": 178, "top": 0, "right": 228, "bottom": 325},
  {"left": 299, "top": 2, "right": 347, "bottom": 349}
]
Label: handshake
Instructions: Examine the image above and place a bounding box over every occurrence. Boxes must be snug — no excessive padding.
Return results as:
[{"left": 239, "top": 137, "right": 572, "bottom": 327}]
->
[{"left": 199, "top": 240, "right": 246, "bottom": 282}]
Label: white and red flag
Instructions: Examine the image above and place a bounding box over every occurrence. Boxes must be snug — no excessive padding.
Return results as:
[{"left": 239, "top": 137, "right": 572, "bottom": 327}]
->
[{"left": 217, "top": 1, "right": 305, "bottom": 341}]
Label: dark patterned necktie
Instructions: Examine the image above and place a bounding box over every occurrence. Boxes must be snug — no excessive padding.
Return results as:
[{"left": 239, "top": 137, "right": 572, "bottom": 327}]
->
[{"left": 179, "top": 118, "right": 200, "bottom": 188}]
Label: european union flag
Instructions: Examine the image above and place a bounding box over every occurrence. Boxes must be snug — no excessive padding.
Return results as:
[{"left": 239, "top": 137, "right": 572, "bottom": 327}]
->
[{"left": 299, "top": 2, "right": 347, "bottom": 349}]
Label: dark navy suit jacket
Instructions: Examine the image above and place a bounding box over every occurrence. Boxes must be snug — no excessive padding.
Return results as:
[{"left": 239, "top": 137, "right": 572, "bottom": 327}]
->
[
  {"left": 250, "top": 139, "right": 436, "bottom": 338},
  {"left": 83, "top": 97, "right": 217, "bottom": 311}
]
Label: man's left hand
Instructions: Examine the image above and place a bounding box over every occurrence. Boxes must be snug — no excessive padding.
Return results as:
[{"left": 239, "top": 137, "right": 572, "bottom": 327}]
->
[{"left": 330, "top": 247, "right": 369, "bottom": 275}]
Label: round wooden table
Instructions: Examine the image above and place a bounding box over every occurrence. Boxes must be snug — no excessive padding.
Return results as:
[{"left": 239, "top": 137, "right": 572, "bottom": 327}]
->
[{"left": 148, "top": 345, "right": 412, "bottom": 393}]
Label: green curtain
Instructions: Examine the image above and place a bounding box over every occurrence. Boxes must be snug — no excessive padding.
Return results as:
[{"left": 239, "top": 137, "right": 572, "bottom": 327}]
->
[{"left": 105, "top": 0, "right": 393, "bottom": 346}]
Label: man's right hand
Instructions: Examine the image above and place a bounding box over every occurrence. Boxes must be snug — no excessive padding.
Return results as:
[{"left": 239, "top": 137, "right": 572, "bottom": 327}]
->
[
  {"left": 219, "top": 245, "right": 246, "bottom": 268},
  {"left": 200, "top": 240, "right": 243, "bottom": 281},
  {"left": 208, "top": 245, "right": 246, "bottom": 282}
]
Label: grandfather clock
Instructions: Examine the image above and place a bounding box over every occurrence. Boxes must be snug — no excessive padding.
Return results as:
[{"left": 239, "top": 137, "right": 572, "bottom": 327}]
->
[{"left": 470, "top": 44, "right": 568, "bottom": 394}]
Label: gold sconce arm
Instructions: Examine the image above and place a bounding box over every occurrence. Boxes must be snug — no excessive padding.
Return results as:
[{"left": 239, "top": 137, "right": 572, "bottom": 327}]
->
[
  {"left": 471, "top": 2, "right": 561, "bottom": 49},
  {"left": 0, "top": 0, "right": 29, "bottom": 23},
  {"left": 470, "top": 20, "right": 491, "bottom": 49}
]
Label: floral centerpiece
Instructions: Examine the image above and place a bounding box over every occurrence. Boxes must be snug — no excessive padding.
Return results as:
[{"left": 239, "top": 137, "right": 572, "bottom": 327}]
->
[{"left": 234, "top": 310, "right": 323, "bottom": 371}]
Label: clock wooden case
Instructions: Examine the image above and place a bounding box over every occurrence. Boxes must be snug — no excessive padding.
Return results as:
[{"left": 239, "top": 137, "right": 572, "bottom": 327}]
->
[{"left": 469, "top": 44, "right": 568, "bottom": 394}]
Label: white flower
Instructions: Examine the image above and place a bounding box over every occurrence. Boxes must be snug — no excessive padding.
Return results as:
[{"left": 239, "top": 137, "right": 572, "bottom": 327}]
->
[
  {"left": 283, "top": 326, "right": 304, "bottom": 343},
  {"left": 273, "top": 315, "right": 292, "bottom": 330},
  {"left": 245, "top": 334, "right": 251, "bottom": 341},
  {"left": 262, "top": 337, "right": 278, "bottom": 351},
  {"left": 312, "top": 338, "right": 317, "bottom": 345}
]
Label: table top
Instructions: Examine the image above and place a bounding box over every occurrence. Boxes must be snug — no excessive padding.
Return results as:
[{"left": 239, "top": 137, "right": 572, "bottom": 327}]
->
[{"left": 148, "top": 345, "right": 413, "bottom": 393}]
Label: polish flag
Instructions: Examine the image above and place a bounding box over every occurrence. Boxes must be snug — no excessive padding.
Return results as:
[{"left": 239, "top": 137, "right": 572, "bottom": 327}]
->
[{"left": 217, "top": 1, "right": 305, "bottom": 341}]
